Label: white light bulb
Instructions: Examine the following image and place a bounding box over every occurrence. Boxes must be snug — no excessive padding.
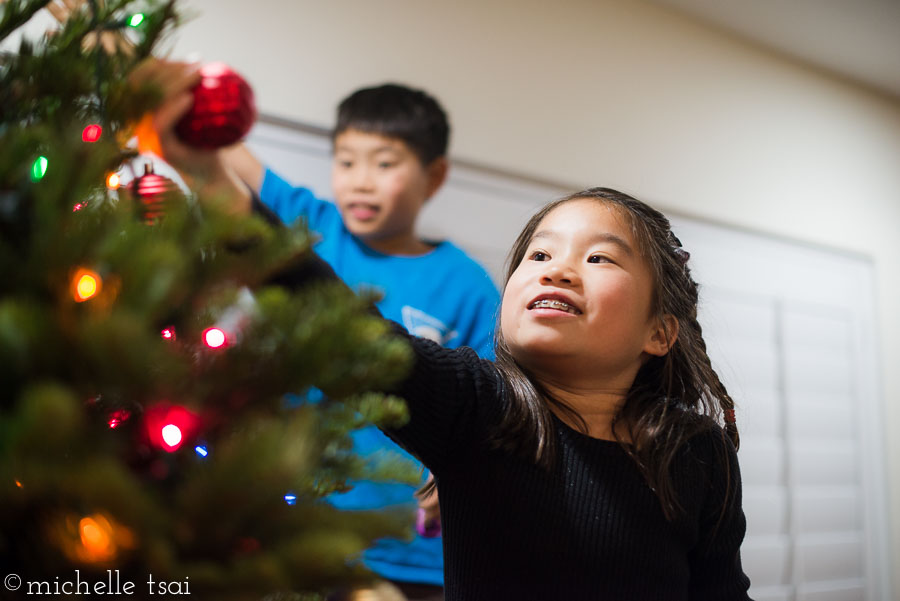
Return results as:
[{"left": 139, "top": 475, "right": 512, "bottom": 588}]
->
[{"left": 161, "top": 424, "right": 183, "bottom": 448}]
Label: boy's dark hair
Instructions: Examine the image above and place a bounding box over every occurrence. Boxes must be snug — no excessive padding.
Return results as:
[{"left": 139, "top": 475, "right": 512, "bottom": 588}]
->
[{"left": 332, "top": 83, "right": 450, "bottom": 165}]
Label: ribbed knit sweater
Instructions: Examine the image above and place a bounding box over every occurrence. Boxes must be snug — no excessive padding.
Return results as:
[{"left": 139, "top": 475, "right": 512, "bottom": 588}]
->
[{"left": 385, "top": 333, "right": 753, "bottom": 601}]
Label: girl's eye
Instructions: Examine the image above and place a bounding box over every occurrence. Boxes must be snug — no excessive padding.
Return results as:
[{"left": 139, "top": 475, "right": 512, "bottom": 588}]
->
[
  {"left": 337, "top": 160, "right": 352, "bottom": 169},
  {"left": 529, "top": 251, "right": 549, "bottom": 261},
  {"left": 587, "top": 255, "right": 611, "bottom": 264},
  {"left": 378, "top": 162, "right": 396, "bottom": 169}
]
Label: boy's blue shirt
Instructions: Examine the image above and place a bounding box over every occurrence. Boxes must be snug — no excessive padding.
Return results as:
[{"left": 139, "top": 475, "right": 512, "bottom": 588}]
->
[{"left": 260, "top": 168, "right": 500, "bottom": 586}]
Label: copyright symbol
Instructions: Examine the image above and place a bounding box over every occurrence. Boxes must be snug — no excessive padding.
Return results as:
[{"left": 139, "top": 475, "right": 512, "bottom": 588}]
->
[{"left": 4, "top": 573, "right": 21, "bottom": 591}]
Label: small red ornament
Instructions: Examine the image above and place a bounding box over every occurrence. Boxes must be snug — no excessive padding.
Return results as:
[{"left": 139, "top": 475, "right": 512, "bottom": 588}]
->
[
  {"left": 133, "top": 163, "right": 180, "bottom": 224},
  {"left": 175, "top": 62, "right": 256, "bottom": 149}
]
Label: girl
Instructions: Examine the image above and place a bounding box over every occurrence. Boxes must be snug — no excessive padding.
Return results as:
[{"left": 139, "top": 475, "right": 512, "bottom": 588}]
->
[
  {"left": 147, "top": 61, "right": 751, "bottom": 601},
  {"left": 375, "top": 190, "right": 752, "bottom": 601}
]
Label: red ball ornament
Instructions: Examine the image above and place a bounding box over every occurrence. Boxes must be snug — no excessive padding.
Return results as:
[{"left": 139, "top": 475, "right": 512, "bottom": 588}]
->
[
  {"left": 174, "top": 63, "right": 256, "bottom": 149},
  {"left": 134, "top": 163, "right": 180, "bottom": 224}
]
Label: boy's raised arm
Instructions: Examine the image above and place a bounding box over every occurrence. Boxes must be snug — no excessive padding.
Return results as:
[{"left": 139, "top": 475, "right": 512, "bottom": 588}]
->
[{"left": 221, "top": 143, "right": 265, "bottom": 195}]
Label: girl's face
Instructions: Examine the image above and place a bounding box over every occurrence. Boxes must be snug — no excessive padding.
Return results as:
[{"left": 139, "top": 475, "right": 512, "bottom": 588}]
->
[{"left": 500, "top": 199, "right": 664, "bottom": 382}]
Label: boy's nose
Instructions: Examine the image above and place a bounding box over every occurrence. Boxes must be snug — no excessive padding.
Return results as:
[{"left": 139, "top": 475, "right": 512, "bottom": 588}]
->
[{"left": 351, "top": 166, "right": 375, "bottom": 190}]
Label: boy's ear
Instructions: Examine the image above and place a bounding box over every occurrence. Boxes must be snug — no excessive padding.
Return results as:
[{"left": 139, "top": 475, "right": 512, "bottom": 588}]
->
[
  {"left": 424, "top": 157, "right": 449, "bottom": 201},
  {"left": 644, "top": 314, "right": 679, "bottom": 357}
]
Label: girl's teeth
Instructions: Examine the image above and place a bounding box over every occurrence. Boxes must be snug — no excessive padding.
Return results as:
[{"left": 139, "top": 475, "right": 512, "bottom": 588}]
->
[{"left": 532, "top": 299, "right": 577, "bottom": 314}]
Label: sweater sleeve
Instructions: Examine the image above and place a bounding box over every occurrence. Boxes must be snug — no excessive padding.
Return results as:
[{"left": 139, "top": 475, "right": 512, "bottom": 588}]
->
[
  {"left": 383, "top": 323, "right": 505, "bottom": 476},
  {"left": 688, "top": 431, "right": 753, "bottom": 601},
  {"left": 249, "top": 198, "right": 506, "bottom": 476}
]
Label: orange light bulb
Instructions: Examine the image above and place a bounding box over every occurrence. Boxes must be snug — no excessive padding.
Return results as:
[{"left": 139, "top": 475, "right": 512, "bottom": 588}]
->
[{"left": 72, "top": 268, "right": 102, "bottom": 302}]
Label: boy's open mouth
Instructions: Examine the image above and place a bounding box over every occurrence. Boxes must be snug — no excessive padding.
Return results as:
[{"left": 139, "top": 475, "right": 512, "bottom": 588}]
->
[{"left": 346, "top": 203, "right": 379, "bottom": 221}]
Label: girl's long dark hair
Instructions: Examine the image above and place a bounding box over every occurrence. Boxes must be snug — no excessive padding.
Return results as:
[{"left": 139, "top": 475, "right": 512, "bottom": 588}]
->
[{"left": 492, "top": 187, "right": 739, "bottom": 520}]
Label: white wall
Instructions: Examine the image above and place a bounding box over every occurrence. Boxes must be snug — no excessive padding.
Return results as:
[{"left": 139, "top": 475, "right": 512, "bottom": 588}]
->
[{"left": 168, "top": 0, "right": 900, "bottom": 591}]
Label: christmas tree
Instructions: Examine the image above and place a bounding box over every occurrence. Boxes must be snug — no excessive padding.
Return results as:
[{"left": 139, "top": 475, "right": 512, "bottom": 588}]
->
[{"left": 0, "top": 1, "right": 416, "bottom": 599}]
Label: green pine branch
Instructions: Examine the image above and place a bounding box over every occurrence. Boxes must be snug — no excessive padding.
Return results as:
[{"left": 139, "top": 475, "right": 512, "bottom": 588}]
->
[{"left": 1, "top": 1, "right": 418, "bottom": 597}]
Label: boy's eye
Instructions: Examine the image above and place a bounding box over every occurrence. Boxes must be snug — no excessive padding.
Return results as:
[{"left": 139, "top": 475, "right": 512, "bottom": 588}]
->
[
  {"left": 377, "top": 162, "right": 396, "bottom": 169},
  {"left": 587, "top": 255, "right": 611, "bottom": 264},
  {"left": 337, "top": 160, "right": 353, "bottom": 169},
  {"left": 529, "top": 251, "right": 549, "bottom": 261}
]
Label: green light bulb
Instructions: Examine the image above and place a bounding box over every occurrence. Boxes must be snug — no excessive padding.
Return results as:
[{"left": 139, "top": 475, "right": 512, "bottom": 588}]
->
[
  {"left": 128, "top": 13, "right": 145, "bottom": 27},
  {"left": 31, "top": 156, "right": 48, "bottom": 181}
]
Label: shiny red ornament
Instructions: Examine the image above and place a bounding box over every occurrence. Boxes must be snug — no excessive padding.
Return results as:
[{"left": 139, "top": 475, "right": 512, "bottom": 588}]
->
[
  {"left": 174, "top": 62, "right": 256, "bottom": 149},
  {"left": 134, "top": 163, "right": 179, "bottom": 224}
]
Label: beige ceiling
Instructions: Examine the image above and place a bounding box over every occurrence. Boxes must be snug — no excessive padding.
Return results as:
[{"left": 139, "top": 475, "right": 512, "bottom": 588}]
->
[{"left": 648, "top": 0, "right": 900, "bottom": 99}]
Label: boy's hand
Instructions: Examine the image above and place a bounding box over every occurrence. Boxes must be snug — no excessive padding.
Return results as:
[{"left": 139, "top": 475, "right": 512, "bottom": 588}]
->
[
  {"left": 130, "top": 59, "right": 251, "bottom": 215},
  {"left": 221, "top": 144, "right": 266, "bottom": 195}
]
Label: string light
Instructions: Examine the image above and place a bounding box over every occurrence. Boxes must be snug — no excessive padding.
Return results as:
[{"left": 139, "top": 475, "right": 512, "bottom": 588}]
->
[
  {"left": 161, "top": 424, "right": 183, "bottom": 448},
  {"left": 144, "top": 405, "right": 200, "bottom": 453},
  {"left": 194, "top": 445, "right": 209, "bottom": 458},
  {"left": 106, "top": 173, "right": 120, "bottom": 189},
  {"left": 31, "top": 156, "right": 48, "bottom": 181},
  {"left": 82, "top": 124, "right": 102, "bottom": 143},
  {"left": 71, "top": 268, "right": 102, "bottom": 302},
  {"left": 203, "top": 327, "right": 227, "bottom": 349},
  {"left": 283, "top": 493, "right": 297, "bottom": 506},
  {"left": 128, "top": 13, "right": 144, "bottom": 27},
  {"left": 72, "top": 201, "right": 87, "bottom": 212},
  {"left": 107, "top": 410, "right": 131, "bottom": 429},
  {"left": 79, "top": 516, "right": 114, "bottom": 561},
  {"left": 161, "top": 327, "right": 176, "bottom": 341}
]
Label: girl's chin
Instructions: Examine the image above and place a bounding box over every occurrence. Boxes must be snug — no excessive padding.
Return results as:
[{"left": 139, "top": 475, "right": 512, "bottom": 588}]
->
[{"left": 510, "top": 342, "right": 577, "bottom": 368}]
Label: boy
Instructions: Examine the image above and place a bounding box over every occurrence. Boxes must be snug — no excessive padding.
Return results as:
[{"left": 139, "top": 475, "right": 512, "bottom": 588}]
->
[{"left": 224, "top": 83, "right": 499, "bottom": 600}]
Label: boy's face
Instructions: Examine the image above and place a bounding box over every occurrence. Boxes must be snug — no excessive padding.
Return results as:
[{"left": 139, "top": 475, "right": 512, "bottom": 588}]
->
[{"left": 331, "top": 129, "right": 445, "bottom": 253}]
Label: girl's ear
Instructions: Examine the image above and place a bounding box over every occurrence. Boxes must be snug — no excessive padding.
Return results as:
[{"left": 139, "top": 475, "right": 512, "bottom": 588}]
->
[{"left": 644, "top": 314, "right": 679, "bottom": 357}]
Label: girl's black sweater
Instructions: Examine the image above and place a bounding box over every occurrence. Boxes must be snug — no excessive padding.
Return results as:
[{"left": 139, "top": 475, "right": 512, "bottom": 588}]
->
[{"left": 386, "top": 334, "right": 752, "bottom": 601}]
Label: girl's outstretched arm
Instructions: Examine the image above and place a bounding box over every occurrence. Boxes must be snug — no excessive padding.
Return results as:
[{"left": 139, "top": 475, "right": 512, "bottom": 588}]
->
[{"left": 254, "top": 195, "right": 505, "bottom": 475}]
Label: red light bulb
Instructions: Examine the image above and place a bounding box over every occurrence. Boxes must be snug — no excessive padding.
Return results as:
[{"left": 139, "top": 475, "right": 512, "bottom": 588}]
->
[
  {"left": 144, "top": 404, "right": 200, "bottom": 453},
  {"left": 82, "top": 124, "right": 102, "bottom": 143},
  {"left": 203, "top": 327, "right": 227, "bottom": 349}
]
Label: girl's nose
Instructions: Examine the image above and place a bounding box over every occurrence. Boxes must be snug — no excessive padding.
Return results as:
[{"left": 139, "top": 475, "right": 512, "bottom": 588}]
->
[{"left": 540, "top": 262, "right": 579, "bottom": 286}]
